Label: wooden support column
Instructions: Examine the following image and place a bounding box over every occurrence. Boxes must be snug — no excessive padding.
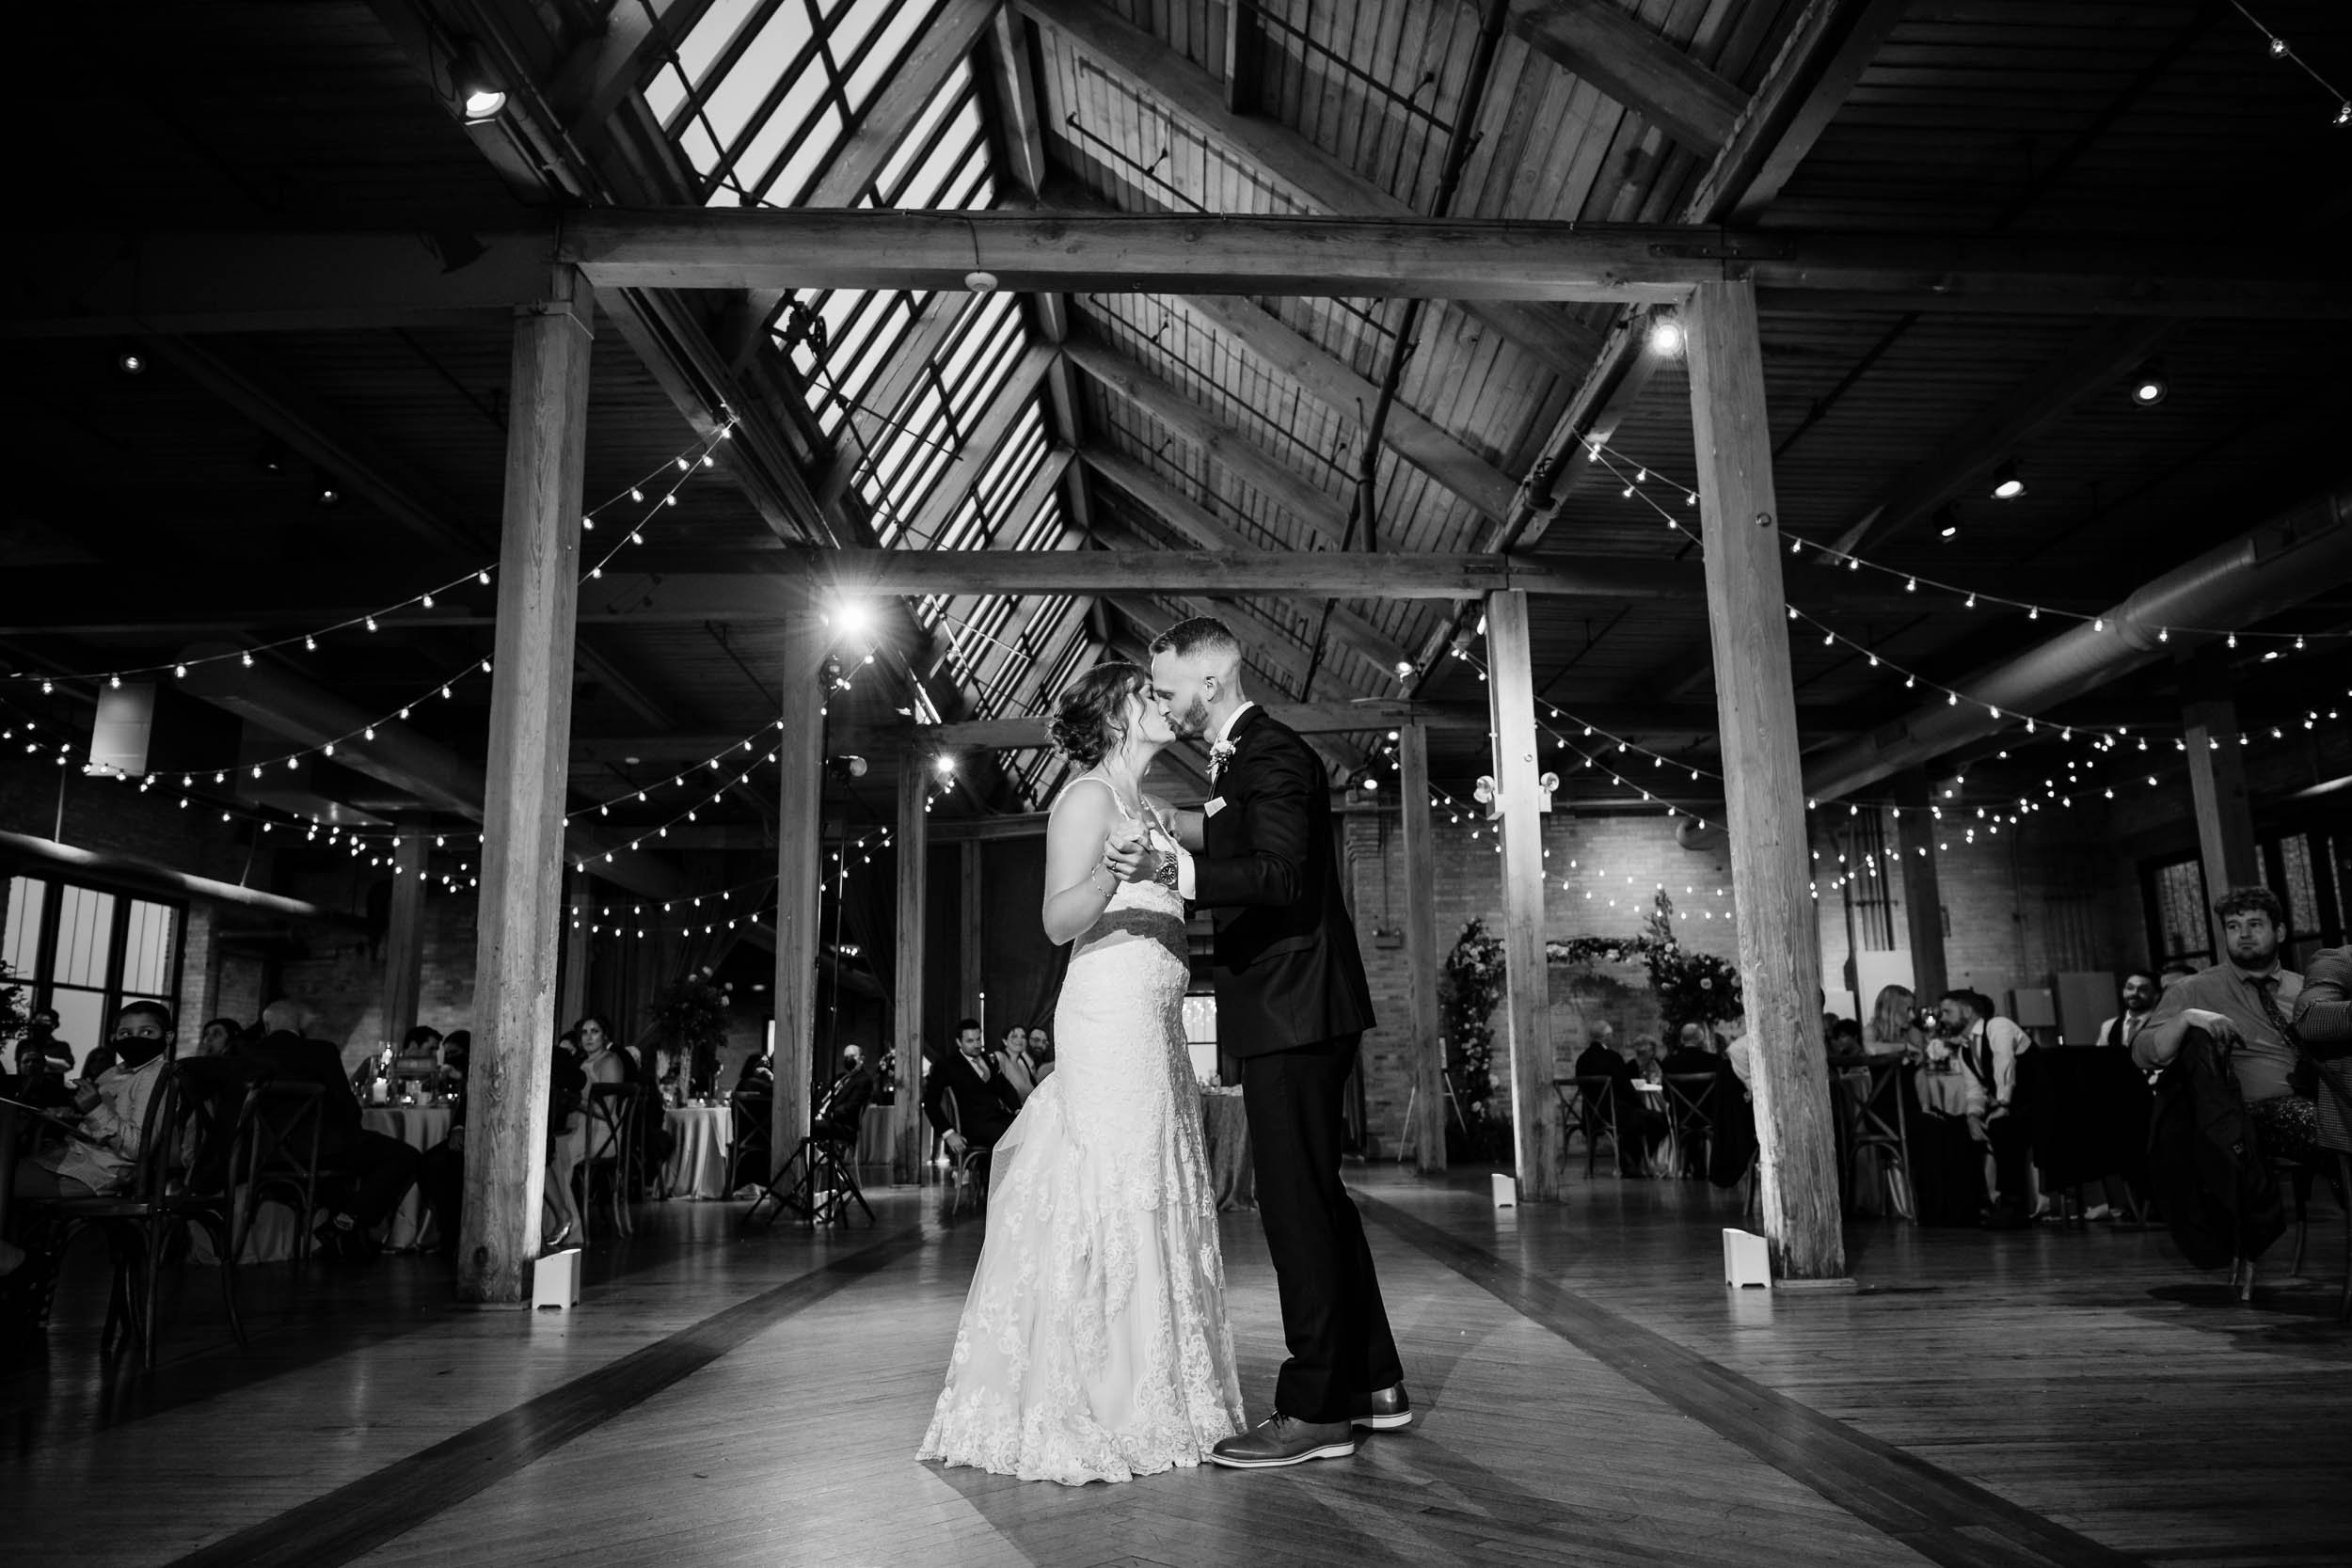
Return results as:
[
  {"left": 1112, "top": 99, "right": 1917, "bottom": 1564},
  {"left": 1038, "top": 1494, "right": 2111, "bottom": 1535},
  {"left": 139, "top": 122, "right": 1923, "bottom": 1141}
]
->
[
  {"left": 381, "top": 822, "right": 427, "bottom": 1047},
  {"left": 1397, "top": 721, "right": 1445, "bottom": 1174},
  {"left": 1892, "top": 770, "right": 1947, "bottom": 1006},
  {"left": 2182, "top": 661, "right": 2263, "bottom": 950},
  {"left": 456, "top": 271, "right": 593, "bottom": 1307},
  {"left": 770, "top": 609, "right": 826, "bottom": 1181},
  {"left": 892, "top": 749, "right": 930, "bottom": 1183},
  {"left": 960, "top": 841, "right": 983, "bottom": 1022},
  {"left": 1484, "top": 590, "right": 1557, "bottom": 1199},
  {"left": 556, "top": 879, "right": 591, "bottom": 1032},
  {"left": 1685, "top": 277, "right": 1843, "bottom": 1281}
]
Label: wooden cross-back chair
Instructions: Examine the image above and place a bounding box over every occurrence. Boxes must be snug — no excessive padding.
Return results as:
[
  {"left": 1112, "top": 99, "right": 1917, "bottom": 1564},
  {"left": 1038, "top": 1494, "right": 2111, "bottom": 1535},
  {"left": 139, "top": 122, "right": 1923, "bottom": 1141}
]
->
[
  {"left": 1662, "top": 1072, "right": 1722, "bottom": 1180},
  {"left": 18, "top": 1061, "right": 247, "bottom": 1366},
  {"left": 230, "top": 1080, "right": 326, "bottom": 1260},
  {"left": 1843, "top": 1058, "right": 1915, "bottom": 1222},
  {"left": 1555, "top": 1076, "right": 1623, "bottom": 1177},
  {"left": 580, "top": 1084, "right": 645, "bottom": 1239}
]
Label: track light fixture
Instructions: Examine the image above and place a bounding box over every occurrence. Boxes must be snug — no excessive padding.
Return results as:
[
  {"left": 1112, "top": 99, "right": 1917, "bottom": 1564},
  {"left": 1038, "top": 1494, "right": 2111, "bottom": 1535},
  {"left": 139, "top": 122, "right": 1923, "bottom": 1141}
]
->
[
  {"left": 1933, "top": 504, "right": 1961, "bottom": 540},
  {"left": 451, "top": 40, "right": 506, "bottom": 123},
  {"left": 1990, "top": 461, "right": 2026, "bottom": 501},
  {"left": 115, "top": 346, "right": 146, "bottom": 375},
  {"left": 2128, "top": 361, "right": 2169, "bottom": 407}
]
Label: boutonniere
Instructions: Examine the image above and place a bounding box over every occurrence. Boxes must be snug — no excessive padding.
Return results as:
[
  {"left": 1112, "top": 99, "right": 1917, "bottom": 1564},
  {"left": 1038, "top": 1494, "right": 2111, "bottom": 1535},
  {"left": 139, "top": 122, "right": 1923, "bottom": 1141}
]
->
[{"left": 1208, "top": 740, "right": 1238, "bottom": 783}]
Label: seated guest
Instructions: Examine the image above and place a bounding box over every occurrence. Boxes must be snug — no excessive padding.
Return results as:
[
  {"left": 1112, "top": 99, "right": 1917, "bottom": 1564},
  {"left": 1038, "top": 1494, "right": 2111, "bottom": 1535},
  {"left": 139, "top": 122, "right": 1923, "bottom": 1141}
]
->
[
  {"left": 1661, "top": 1022, "right": 1719, "bottom": 1077},
  {"left": 1628, "top": 1034, "right": 1664, "bottom": 1086},
  {"left": 437, "top": 1029, "right": 471, "bottom": 1094},
  {"left": 738, "top": 1049, "right": 775, "bottom": 1092},
  {"left": 2296, "top": 946, "right": 2352, "bottom": 1155},
  {"left": 10, "top": 1001, "right": 175, "bottom": 1199},
  {"left": 1939, "top": 989, "right": 2034, "bottom": 1223},
  {"left": 993, "top": 1023, "right": 1039, "bottom": 1102},
  {"left": 1571, "top": 1025, "right": 1641, "bottom": 1170},
  {"left": 1865, "top": 986, "right": 1925, "bottom": 1058},
  {"left": 2095, "top": 971, "right": 2161, "bottom": 1050},
  {"left": 812, "top": 1043, "right": 879, "bottom": 1141},
  {"left": 240, "top": 998, "right": 422, "bottom": 1260},
  {"left": 10, "top": 1037, "right": 77, "bottom": 1111},
  {"left": 1025, "top": 1026, "right": 1057, "bottom": 1088},
  {"left": 2130, "top": 887, "right": 2312, "bottom": 1162},
  {"left": 923, "top": 1018, "right": 1023, "bottom": 1184},
  {"left": 21, "top": 1009, "right": 73, "bottom": 1077},
  {"left": 1825, "top": 1017, "right": 1867, "bottom": 1061},
  {"left": 420, "top": 1032, "right": 588, "bottom": 1256},
  {"left": 196, "top": 1017, "right": 246, "bottom": 1057}
]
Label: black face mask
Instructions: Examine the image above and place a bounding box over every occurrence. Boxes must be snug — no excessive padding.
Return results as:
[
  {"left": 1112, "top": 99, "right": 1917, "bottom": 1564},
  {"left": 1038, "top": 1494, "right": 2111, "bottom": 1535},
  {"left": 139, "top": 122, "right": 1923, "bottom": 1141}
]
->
[{"left": 113, "top": 1035, "right": 170, "bottom": 1069}]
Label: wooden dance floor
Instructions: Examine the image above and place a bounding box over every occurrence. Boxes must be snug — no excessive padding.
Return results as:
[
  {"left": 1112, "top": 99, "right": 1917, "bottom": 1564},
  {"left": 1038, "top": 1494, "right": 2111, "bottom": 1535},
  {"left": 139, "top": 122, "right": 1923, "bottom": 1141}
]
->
[{"left": 6, "top": 1165, "right": 2347, "bottom": 1567}]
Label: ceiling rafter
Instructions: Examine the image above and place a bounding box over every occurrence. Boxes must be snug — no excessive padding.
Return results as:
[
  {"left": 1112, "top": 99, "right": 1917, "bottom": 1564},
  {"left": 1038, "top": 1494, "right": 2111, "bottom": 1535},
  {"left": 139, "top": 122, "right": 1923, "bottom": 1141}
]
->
[
  {"left": 1506, "top": 0, "right": 1745, "bottom": 155},
  {"left": 1016, "top": 0, "right": 1601, "bottom": 374}
]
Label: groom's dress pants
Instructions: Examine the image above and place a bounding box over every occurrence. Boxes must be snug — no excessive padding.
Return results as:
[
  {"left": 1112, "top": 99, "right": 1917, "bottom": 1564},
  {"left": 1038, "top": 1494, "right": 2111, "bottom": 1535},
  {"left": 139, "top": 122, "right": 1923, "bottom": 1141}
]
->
[{"left": 1241, "top": 1031, "right": 1404, "bottom": 1423}]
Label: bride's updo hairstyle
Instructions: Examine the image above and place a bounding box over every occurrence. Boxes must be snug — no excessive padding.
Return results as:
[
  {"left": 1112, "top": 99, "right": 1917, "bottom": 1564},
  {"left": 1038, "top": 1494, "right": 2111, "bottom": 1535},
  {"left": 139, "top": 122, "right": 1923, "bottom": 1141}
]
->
[{"left": 1048, "top": 662, "right": 1152, "bottom": 767}]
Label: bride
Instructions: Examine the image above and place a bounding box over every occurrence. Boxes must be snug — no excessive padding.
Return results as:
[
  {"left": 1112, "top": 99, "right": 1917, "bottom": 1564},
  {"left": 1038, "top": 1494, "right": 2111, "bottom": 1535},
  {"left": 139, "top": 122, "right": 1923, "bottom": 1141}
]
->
[{"left": 917, "top": 662, "right": 1245, "bottom": 1484}]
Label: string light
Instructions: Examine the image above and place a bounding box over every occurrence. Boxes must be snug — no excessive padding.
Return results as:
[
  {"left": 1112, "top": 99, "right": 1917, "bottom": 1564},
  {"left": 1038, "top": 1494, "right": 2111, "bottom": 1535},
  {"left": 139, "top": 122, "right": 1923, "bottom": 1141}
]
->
[
  {"left": 0, "top": 420, "right": 736, "bottom": 689},
  {"left": 2230, "top": 1, "right": 2352, "bottom": 126}
]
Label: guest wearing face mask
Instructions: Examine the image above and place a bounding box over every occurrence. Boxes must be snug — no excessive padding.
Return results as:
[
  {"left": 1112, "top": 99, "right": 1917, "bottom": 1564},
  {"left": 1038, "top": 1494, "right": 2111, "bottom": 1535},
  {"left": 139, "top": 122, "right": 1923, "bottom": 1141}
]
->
[{"left": 11, "top": 1001, "right": 176, "bottom": 1199}]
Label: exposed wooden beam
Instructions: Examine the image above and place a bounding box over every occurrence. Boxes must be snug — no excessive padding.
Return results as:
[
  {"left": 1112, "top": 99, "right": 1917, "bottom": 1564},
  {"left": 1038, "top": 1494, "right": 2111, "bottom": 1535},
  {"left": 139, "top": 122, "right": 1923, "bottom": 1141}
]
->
[
  {"left": 552, "top": 0, "right": 720, "bottom": 145},
  {"left": 1170, "top": 293, "right": 1518, "bottom": 521},
  {"left": 1083, "top": 452, "right": 1414, "bottom": 673},
  {"left": 1018, "top": 0, "right": 1599, "bottom": 373},
  {"left": 1507, "top": 0, "right": 1915, "bottom": 554},
  {"left": 1508, "top": 0, "right": 1744, "bottom": 155},
  {"left": 563, "top": 208, "right": 2352, "bottom": 317},
  {"left": 1684, "top": 0, "right": 1915, "bottom": 226},
  {"left": 733, "top": 0, "right": 1003, "bottom": 346},
  {"left": 1063, "top": 335, "right": 1350, "bottom": 543},
  {"left": 1822, "top": 317, "right": 2175, "bottom": 557},
  {"left": 1, "top": 230, "right": 556, "bottom": 337}
]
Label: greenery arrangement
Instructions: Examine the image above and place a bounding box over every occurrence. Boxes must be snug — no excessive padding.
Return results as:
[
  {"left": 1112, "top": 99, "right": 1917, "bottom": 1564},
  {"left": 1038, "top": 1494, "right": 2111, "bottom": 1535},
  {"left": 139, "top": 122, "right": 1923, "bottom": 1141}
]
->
[
  {"left": 1439, "top": 919, "right": 1508, "bottom": 1160},
  {"left": 1440, "top": 893, "right": 1741, "bottom": 1154},
  {"left": 649, "top": 975, "right": 730, "bottom": 1094},
  {"left": 1548, "top": 890, "right": 1743, "bottom": 1036}
]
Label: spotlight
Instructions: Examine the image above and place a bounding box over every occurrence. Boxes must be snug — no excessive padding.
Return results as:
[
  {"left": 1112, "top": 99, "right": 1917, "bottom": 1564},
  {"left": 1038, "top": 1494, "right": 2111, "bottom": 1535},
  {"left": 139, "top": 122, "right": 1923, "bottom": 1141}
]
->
[
  {"left": 1990, "top": 461, "right": 2026, "bottom": 501},
  {"left": 1360, "top": 776, "right": 1380, "bottom": 793},
  {"left": 315, "top": 483, "right": 342, "bottom": 507},
  {"left": 1392, "top": 658, "right": 1415, "bottom": 682},
  {"left": 934, "top": 754, "right": 957, "bottom": 778},
  {"left": 116, "top": 347, "right": 146, "bottom": 375},
  {"left": 1933, "top": 504, "right": 1960, "bottom": 540},
  {"left": 2128, "top": 362, "right": 2168, "bottom": 407},
  {"left": 825, "top": 753, "right": 869, "bottom": 780},
  {"left": 1645, "top": 310, "right": 1683, "bottom": 357},
  {"left": 834, "top": 599, "right": 872, "bottom": 638},
  {"left": 452, "top": 40, "right": 506, "bottom": 122}
]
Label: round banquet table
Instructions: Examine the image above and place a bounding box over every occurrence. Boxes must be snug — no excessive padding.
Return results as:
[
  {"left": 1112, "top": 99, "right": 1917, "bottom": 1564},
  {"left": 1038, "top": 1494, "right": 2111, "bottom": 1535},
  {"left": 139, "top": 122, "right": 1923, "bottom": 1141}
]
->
[
  {"left": 363, "top": 1103, "right": 453, "bottom": 1250},
  {"left": 193, "top": 1101, "right": 453, "bottom": 1262},
  {"left": 1199, "top": 1087, "right": 1255, "bottom": 1211},
  {"left": 662, "top": 1103, "right": 735, "bottom": 1199}
]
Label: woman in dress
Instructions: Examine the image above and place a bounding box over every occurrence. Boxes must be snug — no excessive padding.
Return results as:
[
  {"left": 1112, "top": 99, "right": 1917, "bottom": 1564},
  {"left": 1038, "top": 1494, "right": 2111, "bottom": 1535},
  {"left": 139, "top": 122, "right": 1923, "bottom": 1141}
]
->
[{"left": 918, "top": 662, "right": 1245, "bottom": 1485}]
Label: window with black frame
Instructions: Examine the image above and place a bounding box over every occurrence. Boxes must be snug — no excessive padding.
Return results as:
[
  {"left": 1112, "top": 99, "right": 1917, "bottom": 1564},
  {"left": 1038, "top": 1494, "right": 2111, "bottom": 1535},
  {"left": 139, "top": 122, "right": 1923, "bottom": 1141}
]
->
[{"left": 2, "top": 874, "right": 183, "bottom": 1072}]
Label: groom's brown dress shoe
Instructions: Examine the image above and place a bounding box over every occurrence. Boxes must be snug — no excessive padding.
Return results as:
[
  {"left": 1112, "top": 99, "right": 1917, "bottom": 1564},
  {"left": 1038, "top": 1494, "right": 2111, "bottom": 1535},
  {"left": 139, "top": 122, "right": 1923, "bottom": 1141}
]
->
[
  {"left": 1350, "top": 1384, "right": 1412, "bottom": 1431},
  {"left": 1208, "top": 1415, "right": 1357, "bottom": 1469}
]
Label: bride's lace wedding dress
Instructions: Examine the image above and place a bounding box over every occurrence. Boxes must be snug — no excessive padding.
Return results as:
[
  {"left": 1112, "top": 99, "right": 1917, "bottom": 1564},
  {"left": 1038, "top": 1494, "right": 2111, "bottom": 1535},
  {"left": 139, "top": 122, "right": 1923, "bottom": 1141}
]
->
[{"left": 918, "top": 781, "right": 1244, "bottom": 1485}]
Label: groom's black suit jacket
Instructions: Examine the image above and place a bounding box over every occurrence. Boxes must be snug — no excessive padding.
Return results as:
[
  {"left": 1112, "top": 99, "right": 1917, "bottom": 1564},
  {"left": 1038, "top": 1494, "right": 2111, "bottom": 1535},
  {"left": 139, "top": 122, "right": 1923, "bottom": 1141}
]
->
[{"left": 1193, "top": 705, "right": 1375, "bottom": 1057}]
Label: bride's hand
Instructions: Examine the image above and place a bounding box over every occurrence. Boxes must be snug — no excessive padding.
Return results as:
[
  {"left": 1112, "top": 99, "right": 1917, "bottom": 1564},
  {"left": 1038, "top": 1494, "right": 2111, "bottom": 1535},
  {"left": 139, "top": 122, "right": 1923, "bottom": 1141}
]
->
[{"left": 1102, "top": 832, "right": 1152, "bottom": 883}]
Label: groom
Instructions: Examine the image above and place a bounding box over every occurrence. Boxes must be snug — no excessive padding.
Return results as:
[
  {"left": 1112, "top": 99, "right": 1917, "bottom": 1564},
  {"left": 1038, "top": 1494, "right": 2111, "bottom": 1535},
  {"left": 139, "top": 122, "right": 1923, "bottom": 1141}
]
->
[{"left": 1127, "top": 615, "right": 1409, "bottom": 1470}]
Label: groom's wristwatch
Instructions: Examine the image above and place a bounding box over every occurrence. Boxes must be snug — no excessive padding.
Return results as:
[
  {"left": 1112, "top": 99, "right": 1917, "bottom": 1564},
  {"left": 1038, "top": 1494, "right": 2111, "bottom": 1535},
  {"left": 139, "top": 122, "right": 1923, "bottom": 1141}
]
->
[{"left": 1152, "top": 848, "right": 1181, "bottom": 889}]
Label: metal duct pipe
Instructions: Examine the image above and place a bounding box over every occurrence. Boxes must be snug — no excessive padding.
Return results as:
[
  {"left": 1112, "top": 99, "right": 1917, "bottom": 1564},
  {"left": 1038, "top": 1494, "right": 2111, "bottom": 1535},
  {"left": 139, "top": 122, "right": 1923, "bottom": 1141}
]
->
[
  {"left": 1802, "top": 477, "right": 2352, "bottom": 802},
  {"left": 179, "top": 650, "right": 686, "bottom": 900}
]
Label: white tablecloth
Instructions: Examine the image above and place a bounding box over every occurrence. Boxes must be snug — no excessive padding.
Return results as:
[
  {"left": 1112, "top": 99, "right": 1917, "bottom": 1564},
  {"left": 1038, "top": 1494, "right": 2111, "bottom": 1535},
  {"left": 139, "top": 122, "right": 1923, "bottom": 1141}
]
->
[
  {"left": 662, "top": 1104, "right": 734, "bottom": 1199},
  {"left": 194, "top": 1101, "right": 452, "bottom": 1262},
  {"left": 363, "top": 1104, "right": 453, "bottom": 1250}
]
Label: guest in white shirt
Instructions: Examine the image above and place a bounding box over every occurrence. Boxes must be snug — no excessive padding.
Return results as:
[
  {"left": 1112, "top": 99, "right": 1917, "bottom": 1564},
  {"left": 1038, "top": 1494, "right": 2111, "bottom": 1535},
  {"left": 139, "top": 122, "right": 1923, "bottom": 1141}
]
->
[
  {"left": 993, "top": 1024, "right": 1039, "bottom": 1102},
  {"left": 2094, "top": 970, "right": 2161, "bottom": 1050},
  {"left": 1937, "top": 989, "right": 2034, "bottom": 1222}
]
